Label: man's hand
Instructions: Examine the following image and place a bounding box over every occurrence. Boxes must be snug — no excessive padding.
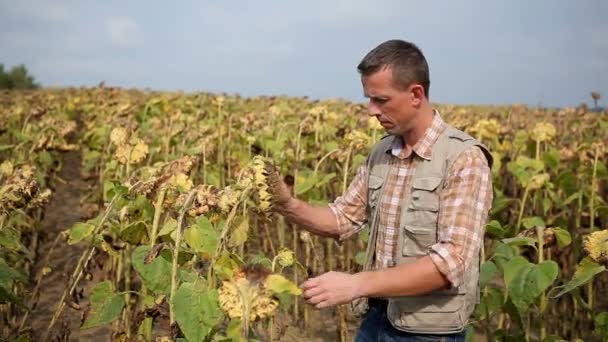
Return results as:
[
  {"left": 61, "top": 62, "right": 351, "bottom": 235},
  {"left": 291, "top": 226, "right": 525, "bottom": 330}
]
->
[
  {"left": 272, "top": 175, "right": 295, "bottom": 213},
  {"left": 301, "top": 271, "right": 363, "bottom": 309}
]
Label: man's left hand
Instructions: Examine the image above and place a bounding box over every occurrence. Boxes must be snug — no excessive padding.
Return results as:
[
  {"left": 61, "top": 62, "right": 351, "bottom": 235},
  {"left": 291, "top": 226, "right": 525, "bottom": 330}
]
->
[{"left": 301, "top": 271, "right": 363, "bottom": 309}]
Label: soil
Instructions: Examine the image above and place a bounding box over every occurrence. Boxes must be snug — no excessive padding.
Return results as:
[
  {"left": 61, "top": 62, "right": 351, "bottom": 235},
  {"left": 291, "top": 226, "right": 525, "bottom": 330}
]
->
[{"left": 27, "top": 149, "right": 112, "bottom": 342}]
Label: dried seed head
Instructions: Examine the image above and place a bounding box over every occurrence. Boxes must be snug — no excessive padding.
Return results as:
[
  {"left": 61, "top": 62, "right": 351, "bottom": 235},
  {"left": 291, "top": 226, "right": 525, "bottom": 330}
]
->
[
  {"left": 584, "top": 230, "right": 608, "bottom": 266},
  {"left": 250, "top": 156, "right": 280, "bottom": 216},
  {"left": 218, "top": 186, "right": 240, "bottom": 214},
  {"left": 276, "top": 248, "right": 296, "bottom": 268},
  {"left": 0, "top": 165, "right": 45, "bottom": 213},
  {"left": 110, "top": 127, "right": 128, "bottom": 145},
  {"left": 160, "top": 155, "right": 197, "bottom": 176},
  {"left": 167, "top": 173, "right": 193, "bottom": 193},
  {"left": 115, "top": 137, "right": 149, "bottom": 165},
  {"left": 527, "top": 173, "right": 550, "bottom": 190},
  {"left": 0, "top": 160, "right": 13, "bottom": 176},
  {"left": 344, "top": 130, "right": 371, "bottom": 151},
  {"left": 217, "top": 264, "right": 278, "bottom": 321},
  {"left": 469, "top": 119, "right": 501, "bottom": 140},
  {"left": 185, "top": 185, "right": 221, "bottom": 217},
  {"left": 531, "top": 122, "right": 557, "bottom": 143}
]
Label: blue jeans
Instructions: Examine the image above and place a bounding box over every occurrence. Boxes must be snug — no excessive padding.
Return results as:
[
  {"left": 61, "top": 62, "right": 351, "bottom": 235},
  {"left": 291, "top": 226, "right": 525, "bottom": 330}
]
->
[{"left": 355, "top": 299, "right": 467, "bottom": 342}]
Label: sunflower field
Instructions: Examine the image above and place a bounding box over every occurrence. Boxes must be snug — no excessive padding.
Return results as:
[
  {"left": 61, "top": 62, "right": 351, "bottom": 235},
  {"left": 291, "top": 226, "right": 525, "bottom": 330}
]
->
[{"left": 0, "top": 87, "right": 607, "bottom": 342}]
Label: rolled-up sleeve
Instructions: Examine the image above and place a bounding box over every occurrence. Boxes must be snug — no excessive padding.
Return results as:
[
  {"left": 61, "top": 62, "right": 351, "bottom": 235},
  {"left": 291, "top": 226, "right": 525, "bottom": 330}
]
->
[
  {"left": 328, "top": 164, "right": 369, "bottom": 241},
  {"left": 428, "top": 146, "right": 493, "bottom": 287}
]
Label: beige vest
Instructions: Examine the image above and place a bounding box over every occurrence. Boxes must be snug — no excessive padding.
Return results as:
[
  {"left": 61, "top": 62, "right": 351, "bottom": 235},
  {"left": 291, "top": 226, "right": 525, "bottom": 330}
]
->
[{"left": 352, "top": 124, "right": 492, "bottom": 334}]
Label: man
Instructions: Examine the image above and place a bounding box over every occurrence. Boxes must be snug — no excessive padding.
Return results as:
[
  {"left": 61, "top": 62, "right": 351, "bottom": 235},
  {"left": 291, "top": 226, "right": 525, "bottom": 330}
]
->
[{"left": 275, "top": 39, "right": 493, "bottom": 341}]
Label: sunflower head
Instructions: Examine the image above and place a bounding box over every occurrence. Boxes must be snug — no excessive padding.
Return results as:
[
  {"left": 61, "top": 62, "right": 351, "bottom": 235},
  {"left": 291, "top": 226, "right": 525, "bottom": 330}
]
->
[
  {"left": 217, "top": 264, "right": 278, "bottom": 321},
  {"left": 531, "top": 122, "right": 557, "bottom": 143},
  {"left": 276, "top": 248, "right": 296, "bottom": 268},
  {"left": 584, "top": 230, "right": 608, "bottom": 266},
  {"left": 250, "top": 156, "right": 280, "bottom": 216}
]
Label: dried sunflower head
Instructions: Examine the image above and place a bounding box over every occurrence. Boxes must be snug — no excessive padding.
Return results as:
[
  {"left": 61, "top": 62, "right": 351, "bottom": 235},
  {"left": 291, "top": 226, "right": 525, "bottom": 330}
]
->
[
  {"left": 184, "top": 184, "right": 221, "bottom": 217},
  {"left": 167, "top": 173, "right": 193, "bottom": 193},
  {"left": 250, "top": 156, "right": 280, "bottom": 216},
  {"left": 469, "top": 119, "right": 501, "bottom": 140},
  {"left": 0, "top": 160, "right": 13, "bottom": 177},
  {"left": 527, "top": 173, "right": 550, "bottom": 190},
  {"left": 110, "top": 127, "right": 128, "bottom": 145},
  {"left": 530, "top": 122, "right": 557, "bottom": 143},
  {"left": 218, "top": 186, "right": 240, "bottom": 214},
  {"left": 0, "top": 165, "right": 45, "bottom": 213},
  {"left": 217, "top": 264, "right": 278, "bottom": 321},
  {"left": 276, "top": 248, "right": 296, "bottom": 268},
  {"left": 115, "top": 137, "right": 149, "bottom": 165},
  {"left": 584, "top": 230, "right": 608, "bottom": 266},
  {"left": 344, "top": 130, "right": 371, "bottom": 151}
]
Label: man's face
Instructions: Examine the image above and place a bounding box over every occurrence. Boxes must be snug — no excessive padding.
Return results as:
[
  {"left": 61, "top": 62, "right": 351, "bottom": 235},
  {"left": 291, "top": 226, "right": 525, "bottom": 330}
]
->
[{"left": 362, "top": 67, "right": 418, "bottom": 137}]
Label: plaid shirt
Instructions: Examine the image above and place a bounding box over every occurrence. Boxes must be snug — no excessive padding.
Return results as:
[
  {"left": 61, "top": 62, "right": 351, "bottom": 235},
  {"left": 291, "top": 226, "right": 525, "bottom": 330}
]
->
[{"left": 329, "top": 111, "right": 493, "bottom": 287}]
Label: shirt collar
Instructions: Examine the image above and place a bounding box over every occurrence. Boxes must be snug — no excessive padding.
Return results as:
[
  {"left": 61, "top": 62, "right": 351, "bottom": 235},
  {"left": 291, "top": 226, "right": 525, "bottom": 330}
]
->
[{"left": 383, "top": 109, "right": 446, "bottom": 160}]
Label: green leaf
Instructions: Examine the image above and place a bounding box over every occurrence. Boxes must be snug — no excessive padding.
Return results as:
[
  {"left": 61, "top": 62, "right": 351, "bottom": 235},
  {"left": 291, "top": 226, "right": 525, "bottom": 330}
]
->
[
  {"left": 552, "top": 228, "right": 572, "bottom": 248},
  {"left": 103, "top": 180, "right": 127, "bottom": 202},
  {"left": 81, "top": 280, "right": 125, "bottom": 329},
  {"left": 486, "top": 220, "right": 505, "bottom": 238},
  {"left": 158, "top": 217, "right": 177, "bottom": 237},
  {"left": 119, "top": 221, "right": 148, "bottom": 244},
  {"left": 68, "top": 222, "right": 96, "bottom": 245},
  {"left": 264, "top": 274, "right": 302, "bottom": 295},
  {"left": 522, "top": 216, "right": 545, "bottom": 229},
  {"left": 0, "top": 259, "right": 28, "bottom": 287},
  {"left": 132, "top": 246, "right": 172, "bottom": 295},
  {"left": 479, "top": 261, "right": 498, "bottom": 288},
  {"left": 502, "top": 236, "right": 537, "bottom": 248},
  {"left": 316, "top": 172, "right": 336, "bottom": 188},
  {"left": 474, "top": 287, "right": 503, "bottom": 320},
  {"left": 491, "top": 189, "right": 511, "bottom": 215},
  {"left": 213, "top": 252, "right": 243, "bottom": 280},
  {"left": 295, "top": 174, "right": 318, "bottom": 196},
  {"left": 491, "top": 242, "right": 516, "bottom": 271},
  {"left": 594, "top": 312, "right": 608, "bottom": 339},
  {"left": 249, "top": 253, "right": 272, "bottom": 268},
  {"left": 543, "top": 148, "right": 560, "bottom": 170},
  {"left": 504, "top": 257, "right": 558, "bottom": 311},
  {"left": 184, "top": 216, "right": 218, "bottom": 258},
  {"left": 173, "top": 282, "right": 222, "bottom": 342},
  {"left": 552, "top": 257, "right": 605, "bottom": 298},
  {"left": 228, "top": 217, "right": 249, "bottom": 248},
  {"left": 0, "top": 228, "right": 25, "bottom": 251}
]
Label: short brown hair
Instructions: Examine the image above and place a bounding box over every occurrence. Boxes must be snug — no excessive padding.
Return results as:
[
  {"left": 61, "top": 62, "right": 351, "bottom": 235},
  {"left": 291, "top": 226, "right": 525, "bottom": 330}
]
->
[{"left": 357, "top": 39, "right": 430, "bottom": 98}]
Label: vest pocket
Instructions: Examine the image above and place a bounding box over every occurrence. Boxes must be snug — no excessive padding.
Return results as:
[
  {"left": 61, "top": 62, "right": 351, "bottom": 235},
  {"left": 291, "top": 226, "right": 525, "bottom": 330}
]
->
[
  {"left": 367, "top": 174, "right": 384, "bottom": 211},
  {"left": 401, "top": 225, "right": 436, "bottom": 256},
  {"left": 402, "top": 176, "right": 442, "bottom": 227},
  {"left": 387, "top": 294, "right": 467, "bottom": 333}
]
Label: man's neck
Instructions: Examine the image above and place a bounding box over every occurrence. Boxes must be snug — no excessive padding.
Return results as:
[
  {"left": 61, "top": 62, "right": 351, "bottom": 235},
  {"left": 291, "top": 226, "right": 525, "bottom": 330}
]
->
[{"left": 401, "top": 106, "right": 435, "bottom": 148}]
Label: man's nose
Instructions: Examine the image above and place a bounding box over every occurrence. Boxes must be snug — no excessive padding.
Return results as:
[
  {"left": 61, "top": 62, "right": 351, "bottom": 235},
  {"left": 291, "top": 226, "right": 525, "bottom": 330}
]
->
[{"left": 367, "top": 101, "right": 380, "bottom": 117}]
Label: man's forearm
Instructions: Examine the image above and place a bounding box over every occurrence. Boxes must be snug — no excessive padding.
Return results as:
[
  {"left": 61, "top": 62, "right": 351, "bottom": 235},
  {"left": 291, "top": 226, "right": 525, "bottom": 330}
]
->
[
  {"left": 278, "top": 198, "right": 340, "bottom": 239},
  {"left": 354, "top": 256, "right": 450, "bottom": 298}
]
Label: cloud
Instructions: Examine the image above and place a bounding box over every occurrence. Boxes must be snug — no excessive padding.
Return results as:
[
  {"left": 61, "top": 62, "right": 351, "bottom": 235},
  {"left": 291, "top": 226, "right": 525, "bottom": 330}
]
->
[
  {"left": 105, "top": 16, "right": 141, "bottom": 47},
  {"left": 0, "top": 0, "right": 71, "bottom": 22}
]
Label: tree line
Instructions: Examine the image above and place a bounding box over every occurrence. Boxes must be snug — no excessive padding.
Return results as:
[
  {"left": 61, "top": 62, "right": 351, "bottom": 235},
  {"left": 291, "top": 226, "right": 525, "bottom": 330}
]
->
[{"left": 0, "top": 64, "right": 39, "bottom": 89}]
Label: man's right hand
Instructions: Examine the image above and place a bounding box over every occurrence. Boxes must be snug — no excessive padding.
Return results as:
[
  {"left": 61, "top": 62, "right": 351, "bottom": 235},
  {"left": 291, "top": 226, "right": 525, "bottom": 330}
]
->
[{"left": 273, "top": 174, "right": 295, "bottom": 214}]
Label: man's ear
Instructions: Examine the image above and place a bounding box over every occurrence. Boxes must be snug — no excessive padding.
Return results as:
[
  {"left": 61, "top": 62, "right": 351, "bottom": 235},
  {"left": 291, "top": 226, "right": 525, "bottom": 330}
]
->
[{"left": 411, "top": 85, "right": 425, "bottom": 107}]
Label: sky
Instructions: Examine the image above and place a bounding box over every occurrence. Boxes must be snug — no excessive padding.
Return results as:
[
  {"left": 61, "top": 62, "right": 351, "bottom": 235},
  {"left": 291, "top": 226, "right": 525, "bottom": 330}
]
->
[{"left": 1, "top": 1, "right": 607, "bottom": 107}]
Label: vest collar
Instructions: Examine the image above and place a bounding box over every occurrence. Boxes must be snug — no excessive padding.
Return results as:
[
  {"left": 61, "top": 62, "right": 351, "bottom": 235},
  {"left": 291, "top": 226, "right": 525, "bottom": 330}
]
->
[{"left": 384, "top": 110, "right": 446, "bottom": 161}]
